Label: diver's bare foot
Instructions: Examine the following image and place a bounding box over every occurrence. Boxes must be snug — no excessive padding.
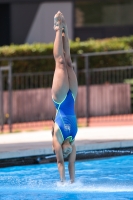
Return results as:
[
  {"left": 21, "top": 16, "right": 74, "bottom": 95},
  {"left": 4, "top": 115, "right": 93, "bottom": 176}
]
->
[
  {"left": 54, "top": 11, "right": 62, "bottom": 31},
  {"left": 61, "top": 13, "right": 65, "bottom": 33},
  {"left": 60, "top": 13, "right": 68, "bottom": 35}
]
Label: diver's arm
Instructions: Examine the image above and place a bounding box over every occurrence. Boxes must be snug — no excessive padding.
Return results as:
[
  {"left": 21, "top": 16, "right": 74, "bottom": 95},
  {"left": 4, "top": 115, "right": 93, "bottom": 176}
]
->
[
  {"left": 68, "top": 143, "right": 76, "bottom": 183},
  {"left": 53, "top": 134, "right": 65, "bottom": 182}
]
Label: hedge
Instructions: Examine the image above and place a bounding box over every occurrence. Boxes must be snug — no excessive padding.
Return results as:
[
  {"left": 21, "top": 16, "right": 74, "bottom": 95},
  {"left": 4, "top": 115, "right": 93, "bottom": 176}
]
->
[{"left": 0, "top": 36, "right": 133, "bottom": 73}]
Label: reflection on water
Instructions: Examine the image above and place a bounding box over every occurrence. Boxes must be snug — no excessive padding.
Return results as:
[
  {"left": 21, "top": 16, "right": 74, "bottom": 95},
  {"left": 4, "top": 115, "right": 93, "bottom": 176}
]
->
[{"left": 0, "top": 155, "right": 133, "bottom": 200}]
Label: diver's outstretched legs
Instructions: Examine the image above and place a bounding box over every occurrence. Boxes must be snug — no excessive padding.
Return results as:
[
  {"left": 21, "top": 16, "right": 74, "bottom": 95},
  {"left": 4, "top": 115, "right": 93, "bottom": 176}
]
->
[
  {"left": 52, "top": 11, "right": 69, "bottom": 103},
  {"left": 61, "top": 13, "right": 78, "bottom": 100}
]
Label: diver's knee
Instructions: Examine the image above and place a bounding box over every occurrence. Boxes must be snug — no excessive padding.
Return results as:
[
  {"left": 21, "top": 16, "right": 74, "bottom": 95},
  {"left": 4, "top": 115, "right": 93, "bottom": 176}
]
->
[
  {"left": 55, "top": 55, "right": 65, "bottom": 65},
  {"left": 65, "top": 58, "right": 72, "bottom": 68}
]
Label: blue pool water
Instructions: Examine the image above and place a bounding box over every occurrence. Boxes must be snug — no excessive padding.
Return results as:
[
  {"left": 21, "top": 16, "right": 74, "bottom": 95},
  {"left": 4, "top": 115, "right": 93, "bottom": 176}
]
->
[{"left": 0, "top": 155, "right": 133, "bottom": 200}]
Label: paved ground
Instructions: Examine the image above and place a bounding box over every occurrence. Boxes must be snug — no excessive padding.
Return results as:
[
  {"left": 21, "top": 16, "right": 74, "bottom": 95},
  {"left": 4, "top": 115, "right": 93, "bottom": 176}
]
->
[{"left": 0, "top": 126, "right": 133, "bottom": 160}]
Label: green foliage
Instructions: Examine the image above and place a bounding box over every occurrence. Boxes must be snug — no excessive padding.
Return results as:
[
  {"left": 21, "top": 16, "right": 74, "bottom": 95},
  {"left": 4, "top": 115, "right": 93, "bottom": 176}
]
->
[{"left": 0, "top": 36, "right": 133, "bottom": 73}]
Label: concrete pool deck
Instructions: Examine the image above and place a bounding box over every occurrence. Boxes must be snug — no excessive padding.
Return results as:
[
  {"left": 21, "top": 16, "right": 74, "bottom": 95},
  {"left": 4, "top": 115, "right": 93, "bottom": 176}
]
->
[{"left": 0, "top": 125, "right": 133, "bottom": 161}]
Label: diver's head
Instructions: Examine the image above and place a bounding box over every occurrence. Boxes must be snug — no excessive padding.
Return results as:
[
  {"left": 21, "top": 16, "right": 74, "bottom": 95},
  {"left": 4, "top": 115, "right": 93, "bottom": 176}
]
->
[{"left": 62, "top": 139, "right": 72, "bottom": 158}]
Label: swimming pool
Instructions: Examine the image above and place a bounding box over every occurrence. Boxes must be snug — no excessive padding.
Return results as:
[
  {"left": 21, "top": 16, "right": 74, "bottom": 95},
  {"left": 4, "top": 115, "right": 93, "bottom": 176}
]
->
[{"left": 0, "top": 155, "right": 133, "bottom": 200}]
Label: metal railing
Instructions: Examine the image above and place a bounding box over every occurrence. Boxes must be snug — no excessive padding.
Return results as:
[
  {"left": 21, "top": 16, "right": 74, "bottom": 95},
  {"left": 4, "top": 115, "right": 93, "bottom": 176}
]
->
[
  {"left": 0, "top": 49, "right": 133, "bottom": 132},
  {"left": 0, "top": 64, "right": 12, "bottom": 132}
]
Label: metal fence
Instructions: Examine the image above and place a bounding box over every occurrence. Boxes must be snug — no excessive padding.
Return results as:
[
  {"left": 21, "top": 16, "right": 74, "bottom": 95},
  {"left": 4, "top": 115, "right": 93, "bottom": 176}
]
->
[
  {"left": 0, "top": 50, "right": 133, "bottom": 132},
  {"left": 77, "top": 65, "right": 133, "bottom": 126},
  {"left": 77, "top": 51, "right": 133, "bottom": 126}
]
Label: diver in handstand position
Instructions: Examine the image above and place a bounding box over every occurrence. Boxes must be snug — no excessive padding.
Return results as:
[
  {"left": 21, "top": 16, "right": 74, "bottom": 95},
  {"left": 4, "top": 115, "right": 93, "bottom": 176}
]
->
[{"left": 52, "top": 11, "right": 78, "bottom": 183}]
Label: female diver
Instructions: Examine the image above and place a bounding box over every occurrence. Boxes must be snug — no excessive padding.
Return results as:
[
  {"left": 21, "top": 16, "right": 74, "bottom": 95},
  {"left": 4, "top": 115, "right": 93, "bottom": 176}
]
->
[{"left": 52, "top": 11, "right": 78, "bottom": 183}]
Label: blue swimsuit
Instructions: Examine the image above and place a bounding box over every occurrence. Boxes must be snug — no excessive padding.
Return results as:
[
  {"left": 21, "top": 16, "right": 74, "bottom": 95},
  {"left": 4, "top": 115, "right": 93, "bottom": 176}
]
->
[{"left": 53, "top": 90, "right": 77, "bottom": 142}]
